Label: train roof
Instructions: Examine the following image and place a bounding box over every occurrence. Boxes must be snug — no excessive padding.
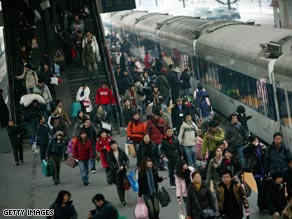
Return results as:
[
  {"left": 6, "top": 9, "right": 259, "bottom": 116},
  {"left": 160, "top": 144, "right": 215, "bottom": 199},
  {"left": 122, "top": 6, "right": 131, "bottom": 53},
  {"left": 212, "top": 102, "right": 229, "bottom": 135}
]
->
[
  {"left": 109, "top": 10, "right": 148, "bottom": 27},
  {"left": 274, "top": 50, "right": 292, "bottom": 77},
  {"left": 196, "top": 24, "right": 292, "bottom": 68}
]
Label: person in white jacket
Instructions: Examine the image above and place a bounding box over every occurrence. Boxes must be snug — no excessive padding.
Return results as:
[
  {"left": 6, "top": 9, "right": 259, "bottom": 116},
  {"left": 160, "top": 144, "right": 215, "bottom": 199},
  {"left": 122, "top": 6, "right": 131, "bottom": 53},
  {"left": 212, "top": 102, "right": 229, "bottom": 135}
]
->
[
  {"left": 76, "top": 82, "right": 92, "bottom": 113},
  {"left": 178, "top": 114, "right": 199, "bottom": 168}
]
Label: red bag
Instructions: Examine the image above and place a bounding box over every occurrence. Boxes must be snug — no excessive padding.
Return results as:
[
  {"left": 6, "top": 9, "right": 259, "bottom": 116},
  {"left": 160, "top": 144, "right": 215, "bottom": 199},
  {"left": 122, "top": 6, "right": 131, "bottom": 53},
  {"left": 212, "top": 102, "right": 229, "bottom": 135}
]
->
[
  {"left": 122, "top": 177, "right": 130, "bottom": 190},
  {"left": 82, "top": 100, "right": 90, "bottom": 107},
  {"left": 71, "top": 48, "right": 77, "bottom": 58}
]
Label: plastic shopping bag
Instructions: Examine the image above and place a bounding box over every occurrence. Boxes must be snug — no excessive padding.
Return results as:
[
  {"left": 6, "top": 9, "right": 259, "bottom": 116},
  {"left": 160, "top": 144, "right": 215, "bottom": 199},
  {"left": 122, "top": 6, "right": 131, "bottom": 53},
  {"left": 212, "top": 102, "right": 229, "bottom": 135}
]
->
[
  {"left": 135, "top": 198, "right": 148, "bottom": 219},
  {"left": 127, "top": 171, "right": 139, "bottom": 192}
]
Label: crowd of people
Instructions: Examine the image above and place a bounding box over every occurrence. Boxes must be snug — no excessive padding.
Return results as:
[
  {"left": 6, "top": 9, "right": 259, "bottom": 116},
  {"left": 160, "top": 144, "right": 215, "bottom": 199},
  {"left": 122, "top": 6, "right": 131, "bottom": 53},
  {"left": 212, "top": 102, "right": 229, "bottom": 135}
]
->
[{"left": 3, "top": 1, "right": 292, "bottom": 219}]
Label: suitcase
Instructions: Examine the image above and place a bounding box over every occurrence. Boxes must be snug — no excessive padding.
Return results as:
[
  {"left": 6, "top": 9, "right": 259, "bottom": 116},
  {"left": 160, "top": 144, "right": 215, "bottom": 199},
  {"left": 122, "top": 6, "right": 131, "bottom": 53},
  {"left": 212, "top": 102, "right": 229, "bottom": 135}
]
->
[{"left": 42, "top": 160, "right": 53, "bottom": 177}]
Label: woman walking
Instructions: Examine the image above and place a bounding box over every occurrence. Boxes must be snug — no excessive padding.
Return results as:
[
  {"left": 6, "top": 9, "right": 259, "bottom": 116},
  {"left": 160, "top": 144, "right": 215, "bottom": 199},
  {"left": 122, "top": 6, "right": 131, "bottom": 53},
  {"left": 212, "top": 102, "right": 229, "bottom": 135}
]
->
[
  {"left": 47, "top": 190, "right": 77, "bottom": 219},
  {"left": 186, "top": 171, "right": 215, "bottom": 219},
  {"left": 138, "top": 157, "right": 167, "bottom": 219},
  {"left": 72, "top": 129, "right": 93, "bottom": 186}
]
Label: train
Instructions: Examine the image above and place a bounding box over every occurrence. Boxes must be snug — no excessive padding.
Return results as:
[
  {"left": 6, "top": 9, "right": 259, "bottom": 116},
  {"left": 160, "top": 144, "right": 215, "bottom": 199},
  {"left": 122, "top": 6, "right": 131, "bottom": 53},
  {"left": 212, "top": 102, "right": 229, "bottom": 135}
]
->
[{"left": 101, "top": 11, "right": 292, "bottom": 147}]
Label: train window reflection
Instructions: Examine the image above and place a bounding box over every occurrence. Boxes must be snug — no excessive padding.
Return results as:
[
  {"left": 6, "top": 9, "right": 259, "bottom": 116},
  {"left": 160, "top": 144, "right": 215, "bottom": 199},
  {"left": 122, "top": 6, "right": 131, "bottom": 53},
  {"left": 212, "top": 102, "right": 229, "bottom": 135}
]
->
[
  {"left": 277, "top": 88, "right": 288, "bottom": 126},
  {"left": 285, "top": 91, "right": 292, "bottom": 127}
]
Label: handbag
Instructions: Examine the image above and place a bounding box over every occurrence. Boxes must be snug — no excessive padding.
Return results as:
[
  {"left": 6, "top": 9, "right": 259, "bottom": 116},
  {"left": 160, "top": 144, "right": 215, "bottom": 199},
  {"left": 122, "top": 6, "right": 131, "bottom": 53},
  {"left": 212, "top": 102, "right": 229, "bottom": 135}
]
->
[
  {"left": 40, "top": 0, "right": 50, "bottom": 10},
  {"left": 82, "top": 100, "right": 91, "bottom": 107},
  {"left": 159, "top": 186, "right": 171, "bottom": 207},
  {"left": 66, "top": 158, "right": 78, "bottom": 168},
  {"left": 122, "top": 177, "right": 131, "bottom": 190},
  {"left": 50, "top": 76, "right": 59, "bottom": 85},
  {"left": 135, "top": 198, "right": 148, "bottom": 219},
  {"left": 101, "top": 121, "right": 111, "bottom": 131}
]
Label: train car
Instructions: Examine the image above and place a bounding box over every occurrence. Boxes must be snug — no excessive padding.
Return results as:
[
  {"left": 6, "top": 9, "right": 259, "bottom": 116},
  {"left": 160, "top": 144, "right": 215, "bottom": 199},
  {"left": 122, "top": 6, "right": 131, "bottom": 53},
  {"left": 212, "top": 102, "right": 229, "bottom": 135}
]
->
[{"left": 102, "top": 11, "right": 292, "bottom": 147}]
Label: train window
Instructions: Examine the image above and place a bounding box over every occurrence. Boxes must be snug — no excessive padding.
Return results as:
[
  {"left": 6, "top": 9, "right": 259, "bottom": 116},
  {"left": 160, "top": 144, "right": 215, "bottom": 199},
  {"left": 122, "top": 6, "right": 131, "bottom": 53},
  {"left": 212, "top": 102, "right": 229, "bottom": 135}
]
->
[
  {"left": 286, "top": 91, "right": 292, "bottom": 127},
  {"left": 265, "top": 84, "right": 277, "bottom": 120},
  {"left": 277, "top": 88, "right": 288, "bottom": 126}
]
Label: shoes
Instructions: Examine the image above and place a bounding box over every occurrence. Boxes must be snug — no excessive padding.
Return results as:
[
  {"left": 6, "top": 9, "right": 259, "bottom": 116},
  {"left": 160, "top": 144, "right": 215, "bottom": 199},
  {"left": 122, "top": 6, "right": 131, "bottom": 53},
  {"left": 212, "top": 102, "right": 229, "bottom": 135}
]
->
[
  {"left": 21, "top": 160, "right": 24, "bottom": 164},
  {"left": 54, "top": 182, "right": 58, "bottom": 185},
  {"left": 83, "top": 182, "right": 89, "bottom": 186},
  {"left": 121, "top": 202, "right": 127, "bottom": 207},
  {"left": 171, "top": 186, "right": 176, "bottom": 189},
  {"left": 91, "top": 170, "right": 96, "bottom": 174},
  {"left": 16, "top": 162, "right": 20, "bottom": 166}
]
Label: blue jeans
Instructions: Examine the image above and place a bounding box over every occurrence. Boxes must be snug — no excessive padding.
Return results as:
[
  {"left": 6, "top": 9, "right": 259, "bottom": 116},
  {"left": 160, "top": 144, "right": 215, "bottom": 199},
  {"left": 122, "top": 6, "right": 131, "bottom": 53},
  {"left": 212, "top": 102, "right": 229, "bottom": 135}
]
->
[
  {"left": 89, "top": 159, "right": 96, "bottom": 171},
  {"left": 183, "top": 146, "right": 197, "bottom": 168},
  {"left": 102, "top": 104, "right": 112, "bottom": 120},
  {"left": 78, "top": 160, "right": 89, "bottom": 183},
  {"left": 143, "top": 194, "right": 160, "bottom": 219}
]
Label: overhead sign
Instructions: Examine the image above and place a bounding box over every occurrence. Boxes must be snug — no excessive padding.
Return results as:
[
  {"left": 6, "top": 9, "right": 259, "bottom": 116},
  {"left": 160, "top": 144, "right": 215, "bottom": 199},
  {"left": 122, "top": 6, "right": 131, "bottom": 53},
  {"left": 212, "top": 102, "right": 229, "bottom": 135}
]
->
[{"left": 96, "top": 0, "right": 136, "bottom": 13}]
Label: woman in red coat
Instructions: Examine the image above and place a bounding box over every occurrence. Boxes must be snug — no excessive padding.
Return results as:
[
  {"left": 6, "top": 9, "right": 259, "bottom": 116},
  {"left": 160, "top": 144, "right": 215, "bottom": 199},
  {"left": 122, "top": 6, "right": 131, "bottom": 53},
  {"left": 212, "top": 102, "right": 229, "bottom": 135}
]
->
[
  {"left": 72, "top": 129, "right": 93, "bottom": 186},
  {"left": 96, "top": 130, "right": 112, "bottom": 185}
]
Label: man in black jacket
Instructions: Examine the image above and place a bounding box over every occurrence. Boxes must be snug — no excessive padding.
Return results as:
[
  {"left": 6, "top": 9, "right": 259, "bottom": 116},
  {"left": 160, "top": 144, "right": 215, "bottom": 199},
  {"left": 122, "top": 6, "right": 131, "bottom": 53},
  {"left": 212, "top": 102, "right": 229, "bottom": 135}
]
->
[
  {"left": 7, "top": 120, "right": 27, "bottom": 165},
  {"left": 171, "top": 97, "right": 186, "bottom": 135},
  {"left": 167, "top": 66, "right": 181, "bottom": 103},
  {"left": 88, "top": 193, "right": 118, "bottom": 219},
  {"left": 46, "top": 131, "right": 67, "bottom": 185},
  {"left": 161, "top": 128, "right": 183, "bottom": 189}
]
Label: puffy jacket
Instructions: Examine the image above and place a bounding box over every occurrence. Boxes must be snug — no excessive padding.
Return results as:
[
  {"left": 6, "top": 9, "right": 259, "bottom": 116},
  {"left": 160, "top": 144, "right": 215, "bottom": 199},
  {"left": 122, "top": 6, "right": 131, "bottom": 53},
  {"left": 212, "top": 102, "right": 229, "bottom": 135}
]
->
[
  {"left": 138, "top": 168, "right": 163, "bottom": 197},
  {"left": 187, "top": 182, "right": 215, "bottom": 219},
  {"left": 127, "top": 120, "right": 147, "bottom": 143},
  {"left": 266, "top": 182, "right": 287, "bottom": 216},
  {"left": 96, "top": 136, "right": 112, "bottom": 168},
  {"left": 95, "top": 87, "right": 115, "bottom": 105},
  {"left": 195, "top": 89, "right": 210, "bottom": 117},
  {"left": 161, "top": 135, "right": 182, "bottom": 161},
  {"left": 47, "top": 200, "right": 77, "bottom": 219},
  {"left": 34, "top": 123, "right": 52, "bottom": 146},
  {"left": 171, "top": 104, "right": 187, "bottom": 132},
  {"left": 224, "top": 122, "right": 248, "bottom": 148},
  {"left": 146, "top": 117, "right": 166, "bottom": 145},
  {"left": 16, "top": 70, "right": 38, "bottom": 89},
  {"left": 178, "top": 121, "right": 198, "bottom": 147},
  {"left": 202, "top": 127, "right": 225, "bottom": 157},
  {"left": 137, "top": 140, "right": 156, "bottom": 167},
  {"left": 180, "top": 71, "right": 191, "bottom": 89},
  {"left": 73, "top": 138, "right": 93, "bottom": 161},
  {"left": 46, "top": 138, "right": 67, "bottom": 157},
  {"left": 175, "top": 166, "right": 194, "bottom": 198},
  {"left": 93, "top": 201, "right": 118, "bottom": 219},
  {"left": 34, "top": 84, "right": 52, "bottom": 103}
]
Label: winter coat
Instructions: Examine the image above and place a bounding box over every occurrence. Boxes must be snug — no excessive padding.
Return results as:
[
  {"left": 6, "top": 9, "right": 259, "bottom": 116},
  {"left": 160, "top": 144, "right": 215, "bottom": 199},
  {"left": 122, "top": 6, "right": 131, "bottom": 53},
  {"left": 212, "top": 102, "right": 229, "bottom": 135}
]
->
[
  {"left": 119, "top": 75, "right": 132, "bottom": 96},
  {"left": 137, "top": 140, "right": 156, "bottom": 167},
  {"left": 76, "top": 86, "right": 90, "bottom": 102},
  {"left": 178, "top": 121, "right": 198, "bottom": 147},
  {"left": 195, "top": 89, "right": 210, "bottom": 117},
  {"left": 266, "top": 182, "right": 287, "bottom": 215},
  {"left": 219, "top": 157, "right": 242, "bottom": 178},
  {"left": 152, "top": 91, "right": 162, "bottom": 107},
  {"left": 187, "top": 182, "right": 215, "bottom": 219},
  {"left": 7, "top": 125, "right": 26, "bottom": 146},
  {"left": 158, "top": 75, "right": 170, "bottom": 99},
  {"left": 167, "top": 71, "right": 180, "bottom": 94},
  {"left": 107, "top": 147, "right": 129, "bottom": 170},
  {"left": 33, "top": 84, "right": 52, "bottom": 103},
  {"left": 39, "top": 68, "right": 53, "bottom": 86},
  {"left": 282, "top": 204, "right": 292, "bottom": 219},
  {"left": 138, "top": 168, "right": 163, "bottom": 197},
  {"left": 180, "top": 71, "right": 191, "bottom": 89},
  {"left": 46, "top": 138, "right": 67, "bottom": 157},
  {"left": 175, "top": 166, "right": 194, "bottom": 198},
  {"left": 72, "top": 114, "right": 89, "bottom": 137},
  {"left": 217, "top": 181, "right": 249, "bottom": 217},
  {"left": 96, "top": 136, "right": 112, "bottom": 168},
  {"left": 0, "top": 95, "right": 9, "bottom": 124},
  {"left": 224, "top": 122, "right": 248, "bottom": 148},
  {"left": 73, "top": 138, "right": 93, "bottom": 161},
  {"left": 122, "top": 105, "right": 137, "bottom": 126},
  {"left": 95, "top": 87, "right": 115, "bottom": 105},
  {"left": 202, "top": 127, "right": 225, "bottom": 157},
  {"left": 127, "top": 120, "right": 147, "bottom": 143},
  {"left": 243, "top": 142, "right": 266, "bottom": 177},
  {"left": 124, "top": 89, "right": 138, "bottom": 107},
  {"left": 33, "top": 123, "right": 51, "bottom": 146},
  {"left": 264, "top": 143, "right": 292, "bottom": 175},
  {"left": 284, "top": 168, "right": 292, "bottom": 192},
  {"left": 206, "top": 157, "right": 223, "bottom": 190},
  {"left": 47, "top": 200, "right": 77, "bottom": 219},
  {"left": 16, "top": 69, "right": 38, "bottom": 89},
  {"left": 93, "top": 201, "right": 118, "bottom": 219},
  {"left": 82, "top": 35, "right": 99, "bottom": 54},
  {"left": 161, "top": 135, "right": 182, "bottom": 161},
  {"left": 171, "top": 104, "right": 187, "bottom": 132},
  {"left": 146, "top": 117, "right": 166, "bottom": 145}
]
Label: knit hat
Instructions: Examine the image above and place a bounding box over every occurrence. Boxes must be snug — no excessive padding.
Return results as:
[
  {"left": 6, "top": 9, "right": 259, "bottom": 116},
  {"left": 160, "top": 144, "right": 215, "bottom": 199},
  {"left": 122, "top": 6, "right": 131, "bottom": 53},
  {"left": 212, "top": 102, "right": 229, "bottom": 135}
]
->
[{"left": 55, "top": 131, "right": 63, "bottom": 137}]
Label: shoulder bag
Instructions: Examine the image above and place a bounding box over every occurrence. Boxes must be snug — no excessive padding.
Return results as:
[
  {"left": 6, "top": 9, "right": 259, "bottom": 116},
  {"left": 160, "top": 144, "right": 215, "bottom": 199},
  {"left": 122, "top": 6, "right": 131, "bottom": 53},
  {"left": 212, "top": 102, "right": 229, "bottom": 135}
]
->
[{"left": 192, "top": 191, "right": 215, "bottom": 219}]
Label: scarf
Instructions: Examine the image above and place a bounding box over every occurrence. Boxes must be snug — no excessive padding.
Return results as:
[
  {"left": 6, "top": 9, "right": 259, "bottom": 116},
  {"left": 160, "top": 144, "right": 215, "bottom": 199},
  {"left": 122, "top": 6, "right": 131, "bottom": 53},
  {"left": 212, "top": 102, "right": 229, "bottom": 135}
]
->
[
  {"left": 146, "top": 168, "right": 156, "bottom": 196},
  {"left": 213, "top": 156, "right": 223, "bottom": 169}
]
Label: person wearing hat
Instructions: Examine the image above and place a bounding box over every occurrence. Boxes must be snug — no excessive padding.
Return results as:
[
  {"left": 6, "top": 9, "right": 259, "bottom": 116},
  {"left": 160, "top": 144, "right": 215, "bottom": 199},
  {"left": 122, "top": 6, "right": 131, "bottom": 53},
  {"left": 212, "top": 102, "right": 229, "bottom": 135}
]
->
[
  {"left": 171, "top": 97, "right": 186, "bottom": 135},
  {"left": 15, "top": 63, "right": 38, "bottom": 94},
  {"left": 107, "top": 140, "right": 129, "bottom": 207},
  {"left": 46, "top": 131, "right": 67, "bottom": 185},
  {"left": 167, "top": 66, "right": 181, "bottom": 103},
  {"left": 266, "top": 172, "right": 287, "bottom": 217}
]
